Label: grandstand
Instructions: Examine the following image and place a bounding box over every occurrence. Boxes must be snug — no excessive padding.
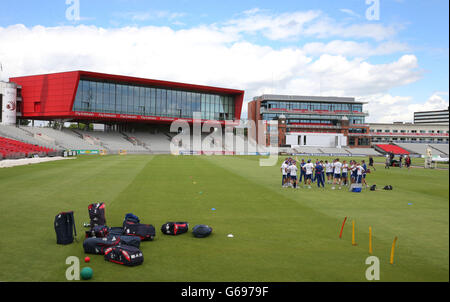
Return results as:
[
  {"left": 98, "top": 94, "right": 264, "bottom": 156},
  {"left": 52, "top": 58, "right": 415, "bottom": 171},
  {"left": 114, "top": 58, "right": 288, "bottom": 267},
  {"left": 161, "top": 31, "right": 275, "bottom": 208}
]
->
[
  {"left": 78, "top": 131, "right": 148, "bottom": 153},
  {"left": 430, "top": 144, "right": 449, "bottom": 156},
  {"left": 0, "top": 125, "right": 60, "bottom": 150},
  {"left": 396, "top": 143, "right": 449, "bottom": 157},
  {"left": 292, "top": 146, "right": 323, "bottom": 154},
  {"left": 317, "top": 147, "right": 350, "bottom": 155},
  {"left": 21, "top": 126, "right": 99, "bottom": 151},
  {"left": 345, "top": 148, "right": 381, "bottom": 156}
]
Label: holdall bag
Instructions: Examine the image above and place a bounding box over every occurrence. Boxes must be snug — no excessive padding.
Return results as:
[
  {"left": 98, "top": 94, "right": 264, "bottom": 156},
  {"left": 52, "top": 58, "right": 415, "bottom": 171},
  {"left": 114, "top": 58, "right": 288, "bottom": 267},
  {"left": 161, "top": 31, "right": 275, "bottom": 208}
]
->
[
  {"left": 83, "top": 235, "right": 141, "bottom": 254},
  {"left": 370, "top": 185, "right": 377, "bottom": 191},
  {"left": 192, "top": 224, "right": 212, "bottom": 238},
  {"left": 123, "top": 213, "right": 140, "bottom": 225},
  {"left": 117, "top": 235, "right": 141, "bottom": 248},
  {"left": 54, "top": 211, "right": 77, "bottom": 245},
  {"left": 160, "top": 222, "right": 189, "bottom": 235},
  {"left": 85, "top": 225, "right": 109, "bottom": 238},
  {"left": 88, "top": 202, "right": 106, "bottom": 226},
  {"left": 123, "top": 221, "right": 156, "bottom": 241},
  {"left": 109, "top": 227, "right": 125, "bottom": 236},
  {"left": 104, "top": 245, "right": 144, "bottom": 266},
  {"left": 83, "top": 236, "right": 121, "bottom": 254}
]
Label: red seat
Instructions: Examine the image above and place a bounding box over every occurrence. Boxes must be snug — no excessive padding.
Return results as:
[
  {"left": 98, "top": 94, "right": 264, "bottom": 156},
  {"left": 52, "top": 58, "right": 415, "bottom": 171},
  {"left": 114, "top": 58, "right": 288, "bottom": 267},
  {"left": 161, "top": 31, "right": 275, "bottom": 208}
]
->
[{"left": 375, "top": 144, "right": 409, "bottom": 155}]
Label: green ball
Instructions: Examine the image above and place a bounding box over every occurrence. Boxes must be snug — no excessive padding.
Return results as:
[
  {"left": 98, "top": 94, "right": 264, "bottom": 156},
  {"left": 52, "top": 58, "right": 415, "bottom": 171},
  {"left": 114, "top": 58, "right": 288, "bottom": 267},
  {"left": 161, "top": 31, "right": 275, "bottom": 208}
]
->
[{"left": 80, "top": 267, "right": 93, "bottom": 280}]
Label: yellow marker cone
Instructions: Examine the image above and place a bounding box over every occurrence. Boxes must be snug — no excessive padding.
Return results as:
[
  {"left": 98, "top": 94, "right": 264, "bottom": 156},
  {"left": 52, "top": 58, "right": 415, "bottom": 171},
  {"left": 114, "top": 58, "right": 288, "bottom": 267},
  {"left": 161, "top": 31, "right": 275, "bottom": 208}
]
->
[
  {"left": 369, "top": 227, "right": 373, "bottom": 254},
  {"left": 390, "top": 236, "right": 398, "bottom": 264},
  {"left": 352, "top": 220, "right": 357, "bottom": 246}
]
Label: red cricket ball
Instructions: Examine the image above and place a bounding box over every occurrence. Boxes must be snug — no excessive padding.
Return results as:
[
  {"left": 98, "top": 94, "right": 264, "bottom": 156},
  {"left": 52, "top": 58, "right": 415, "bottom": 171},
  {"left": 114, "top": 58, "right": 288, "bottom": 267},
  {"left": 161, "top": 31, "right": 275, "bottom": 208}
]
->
[{"left": 84, "top": 256, "right": 91, "bottom": 263}]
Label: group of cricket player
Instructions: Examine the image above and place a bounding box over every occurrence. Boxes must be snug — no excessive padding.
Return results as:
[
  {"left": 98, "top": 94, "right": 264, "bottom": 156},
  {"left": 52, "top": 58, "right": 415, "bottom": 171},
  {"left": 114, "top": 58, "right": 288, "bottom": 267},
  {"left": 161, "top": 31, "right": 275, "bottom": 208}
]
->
[{"left": 280, "top": 157, "right": 370, "bottom": 189}]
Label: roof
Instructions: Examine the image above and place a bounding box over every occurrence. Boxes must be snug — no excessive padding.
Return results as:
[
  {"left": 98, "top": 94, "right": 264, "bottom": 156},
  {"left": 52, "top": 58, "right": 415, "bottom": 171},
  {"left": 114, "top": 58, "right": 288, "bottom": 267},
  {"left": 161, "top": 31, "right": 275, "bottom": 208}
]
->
[{"left": 253, "top": 94, "right": 366, "bottom": 104}]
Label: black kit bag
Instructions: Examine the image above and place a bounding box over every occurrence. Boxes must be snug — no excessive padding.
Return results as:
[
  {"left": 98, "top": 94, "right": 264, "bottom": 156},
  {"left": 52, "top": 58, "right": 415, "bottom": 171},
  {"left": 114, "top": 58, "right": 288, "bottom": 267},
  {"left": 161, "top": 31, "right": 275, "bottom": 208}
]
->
[
  {"left": 117, "top": 235, "right": 141, "bottom": 248},
  {"left": 85, "top": 225, "right": 110, "bottom": 238},
  {"left": 383, "top": 185, "right": 393, "bottom": 190},
  {"left": 123, "top": 221, "right": 156, "bottom": 241},
  {"left": 88, "top": 202, "right": 106, "bottom": 226},
  {"left": 161, "top": 222, "right": 189, "bottom": 236},
  {"left": 54, "top": 211, "right": 77, "bottom": 245},
  {"left": 104, "top": 245, "right": 144, "bottom": 266},
  {"left": 192, "top": 224, "right": 212, "bottom": 238},
  {"left": 83, "top": 236, "right": 121, "bottom": 254},
  {"left": 123, "top": 213, "right": 140, "bottom": 225},
  {"left": 83, "top": 235, "right": 141, "bottom": 254},
  {"left": 370, "top": 185, "right": 377, "bottom": 191},
  {"left": 109, "top": 227, "right": 125, "bottom": 236}
]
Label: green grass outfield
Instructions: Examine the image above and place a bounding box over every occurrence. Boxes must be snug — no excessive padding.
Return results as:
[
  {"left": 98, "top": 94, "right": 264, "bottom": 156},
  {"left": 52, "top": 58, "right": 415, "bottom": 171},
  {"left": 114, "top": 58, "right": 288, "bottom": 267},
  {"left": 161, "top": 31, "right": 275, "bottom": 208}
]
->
[{"left": 0, "top": 154, "right": 448, "bottom": 282}]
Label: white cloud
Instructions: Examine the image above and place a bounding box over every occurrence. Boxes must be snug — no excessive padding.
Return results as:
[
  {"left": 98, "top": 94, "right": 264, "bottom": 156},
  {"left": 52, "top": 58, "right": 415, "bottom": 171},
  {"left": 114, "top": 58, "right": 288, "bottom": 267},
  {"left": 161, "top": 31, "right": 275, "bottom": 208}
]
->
[
  {"left": 363, "top": 92, "right": 449, "bottom": 123},
  {"left": 114, "top": 10, "right": 186, "bottom": 22},
  {"left": 301, "top": 40, "right": 410, "bottom": 57},
  {"left": 0, "top": 10, "right": 425, "bottom": 122},
  {"left": 339, "top": 9, "right": 362, "bottom": 19},
  {"left": 222, "top": 9, "right": 402, "bottom": 41}
]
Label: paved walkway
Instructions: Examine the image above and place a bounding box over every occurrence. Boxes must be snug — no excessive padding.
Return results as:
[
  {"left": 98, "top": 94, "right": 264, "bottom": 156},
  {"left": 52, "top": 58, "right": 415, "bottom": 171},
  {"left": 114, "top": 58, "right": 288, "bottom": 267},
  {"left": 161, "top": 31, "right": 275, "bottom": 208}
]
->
[{"left": 0, "top": 156, "right": 74, "bottom": 168}]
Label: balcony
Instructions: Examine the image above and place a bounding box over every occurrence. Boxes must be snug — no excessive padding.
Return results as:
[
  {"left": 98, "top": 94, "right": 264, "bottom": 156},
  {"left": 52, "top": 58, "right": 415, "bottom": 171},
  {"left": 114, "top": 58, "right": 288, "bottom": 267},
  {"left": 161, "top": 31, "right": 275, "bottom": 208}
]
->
[
  {"left": 288, "top": 123, "right": 341, "bottom": 130},
  {"left": 370, "top": 132, "right": 449, "bottom": 138},
  {"left": 260, "top": 107, "right": 369, "bottom": 116}
]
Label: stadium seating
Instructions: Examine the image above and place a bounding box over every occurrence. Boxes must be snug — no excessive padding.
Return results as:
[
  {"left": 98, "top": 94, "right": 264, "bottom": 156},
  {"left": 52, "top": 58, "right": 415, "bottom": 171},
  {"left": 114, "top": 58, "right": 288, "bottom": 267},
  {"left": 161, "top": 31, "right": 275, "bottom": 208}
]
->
[
  {"left": 375, "top": 144, "right": 410, "bottom": 155},
  {"left": 430, "top": 144, "right": 449, "bottom": 156},
  {"left": 293, "top": 146, "right": 323, "bottom": 154},
  {"left": 318, "top": 147, "right": 351, "bottom": 155},
  {"left": 0, "top": 125, "right": 59, "bottom": 150},
  {"left": 0, "top": 136, "right": 58, "bottom": 159},
  {"left": 81, "top": 131, "right": 148, "bottom": 153},
  {"left": 21, "top": 126, "right": 99, "bottom": 150},
  {"left": 345, "top": 148, "right": 382, "bottom": 156},
  {"left": 395, "top": 143, "right": 448, "bottom": 157}
]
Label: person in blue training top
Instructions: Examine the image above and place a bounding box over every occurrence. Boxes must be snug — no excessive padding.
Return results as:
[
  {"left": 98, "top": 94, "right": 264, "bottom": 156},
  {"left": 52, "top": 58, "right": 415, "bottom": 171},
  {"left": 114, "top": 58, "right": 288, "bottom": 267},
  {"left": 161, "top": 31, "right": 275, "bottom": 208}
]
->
[
  {"left": 315, "top": 160, "right": 325, "bottom": 188},
  {"left": 299, "top": 159, "right": 306, "bottom": 185},
  {"left": 312, "top": 159, "right": 319, "bottom": 183}
]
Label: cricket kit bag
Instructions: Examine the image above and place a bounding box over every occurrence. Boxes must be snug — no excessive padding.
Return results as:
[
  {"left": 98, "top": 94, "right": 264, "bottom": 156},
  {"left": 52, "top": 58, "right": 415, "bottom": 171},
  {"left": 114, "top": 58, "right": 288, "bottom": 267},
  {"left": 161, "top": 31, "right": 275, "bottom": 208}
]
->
[
  {"left": 192, "top": 224, "right": 212, "bottom": 238},
  {"left": 117, "top": 235, "right": 141, "bottom": 248},
  {"left": 109, "top": 227, "right": 125, "bottom": 236},
  {"left": 104, "top": 245, "right": 144, "bottom": 266},
  {"left": 383, "top": 185, "right": 393, "bottom": 190},
  {"left": 123, "top": 221, "right": 156, "bottom": 241},
  {"left": 83, "top": 235, "right": 141, "bottom": 254},
  {"left": 54, "top": 211, "right": 77, "bottom": 245},
  {"left": 161, "top": 222, "right": 189, "bottom": 235},
  {"left": 85, "top": 225, "right": 110, "bottom": 238},
  {"left": 123, "top": 213, "right": 140, "bottom": 225},
  {"left": 83, "top": 236, "right": 121, "bottom": 254},
  {"left": 88, "top": 202, "right": 106, "bottom": 226}
]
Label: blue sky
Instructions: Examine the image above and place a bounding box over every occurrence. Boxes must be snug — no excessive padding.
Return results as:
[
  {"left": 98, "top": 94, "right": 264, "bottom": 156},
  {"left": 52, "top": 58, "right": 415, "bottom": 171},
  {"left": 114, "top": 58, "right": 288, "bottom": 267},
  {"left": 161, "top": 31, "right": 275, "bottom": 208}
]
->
[{"left": 0, "top": 0, "right": 448, "bottom": 122}]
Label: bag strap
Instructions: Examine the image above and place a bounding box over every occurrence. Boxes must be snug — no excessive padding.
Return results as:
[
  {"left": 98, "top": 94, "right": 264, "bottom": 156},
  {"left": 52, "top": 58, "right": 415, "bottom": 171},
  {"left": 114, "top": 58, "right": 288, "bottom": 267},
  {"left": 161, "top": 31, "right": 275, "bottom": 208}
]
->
[{"left": 69, "top": 211, "right": 77, "bottom": 241}]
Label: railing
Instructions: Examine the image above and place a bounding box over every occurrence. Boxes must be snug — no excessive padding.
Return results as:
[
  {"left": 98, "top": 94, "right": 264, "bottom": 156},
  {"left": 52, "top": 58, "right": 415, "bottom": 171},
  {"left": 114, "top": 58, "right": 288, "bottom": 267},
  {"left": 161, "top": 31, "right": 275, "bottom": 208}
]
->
[
  {"left": 370, "top": 132, "right": 449, "bottom": 137},
  {"left": 261, "top": 108, "right": 368, "bottom": 116}
]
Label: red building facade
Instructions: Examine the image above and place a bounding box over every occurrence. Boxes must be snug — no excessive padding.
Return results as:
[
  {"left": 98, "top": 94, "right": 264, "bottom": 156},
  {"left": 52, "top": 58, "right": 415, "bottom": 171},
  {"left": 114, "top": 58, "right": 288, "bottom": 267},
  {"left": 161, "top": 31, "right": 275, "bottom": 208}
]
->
[{"left": 10, "top": 71, "right": 244, "bottom": 125}]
